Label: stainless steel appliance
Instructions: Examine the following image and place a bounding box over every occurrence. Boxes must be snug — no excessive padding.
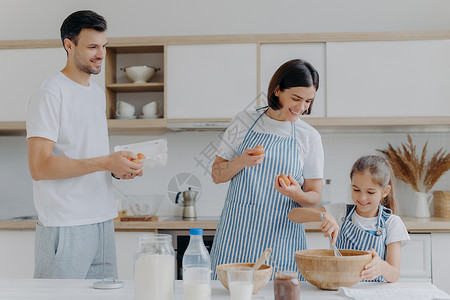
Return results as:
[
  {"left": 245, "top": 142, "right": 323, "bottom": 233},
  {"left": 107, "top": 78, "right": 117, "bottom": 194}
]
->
[{"left": 175, "top": 187, "right": 199, "bottom": 220}]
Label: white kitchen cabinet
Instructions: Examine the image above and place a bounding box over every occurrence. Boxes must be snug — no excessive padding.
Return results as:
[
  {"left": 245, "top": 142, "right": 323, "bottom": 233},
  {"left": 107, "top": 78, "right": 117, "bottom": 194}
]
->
[
  {"left": 0, "top": 230, "right": 35, "bottom": 278},
  {"left": 0, "top": 229, "right": 448, "bottom": 286},
  {"left": 260, "top": 43, "right": 326, "bottom": 117},
  {"left": 431, "top": 233, "right": 450, "bottom": 294},
  {"left": 0, "top": 48, "right": 64, "bottom": 121},
  {"left": 0, "top": 48, "right": 104, "bottom": 122},
  {"left": 166, "top": 43, "right": 257, "bottom": 119},
  {"left": 115, "top": 231, "right": 145, "bottom": 280},
  {"left": 326, "top": 40, "right": 450, "bottom": 117},
  {"left": 400, "top": 233, "right": 431, "bottom": 281}
]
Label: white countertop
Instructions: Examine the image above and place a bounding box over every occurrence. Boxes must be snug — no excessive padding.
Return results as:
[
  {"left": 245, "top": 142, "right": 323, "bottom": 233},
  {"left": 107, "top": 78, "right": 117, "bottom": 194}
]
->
[{"left": 0, "top": 279, "right": 448, "bottom": 300}]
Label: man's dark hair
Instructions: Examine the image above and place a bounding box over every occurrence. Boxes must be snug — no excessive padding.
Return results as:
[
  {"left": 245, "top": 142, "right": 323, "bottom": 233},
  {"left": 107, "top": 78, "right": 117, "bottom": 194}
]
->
[{"left": 60, "top": 10, "right": 107, "bottom": 49}]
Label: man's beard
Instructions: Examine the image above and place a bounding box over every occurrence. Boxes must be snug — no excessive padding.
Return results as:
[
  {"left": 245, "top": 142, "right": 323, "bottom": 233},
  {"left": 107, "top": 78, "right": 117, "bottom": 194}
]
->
[{"left": 74, "top": 55, "right": 101, "bottom": 75}]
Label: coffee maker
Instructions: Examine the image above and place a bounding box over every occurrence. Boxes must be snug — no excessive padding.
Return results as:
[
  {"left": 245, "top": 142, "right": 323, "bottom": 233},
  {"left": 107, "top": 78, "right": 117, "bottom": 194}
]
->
[{"left": 175, "top": 187, "right": 199, "bottom": 220}]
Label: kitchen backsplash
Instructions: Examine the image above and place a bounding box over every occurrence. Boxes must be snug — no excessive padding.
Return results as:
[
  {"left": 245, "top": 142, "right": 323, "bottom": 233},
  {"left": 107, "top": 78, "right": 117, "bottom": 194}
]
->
[{"left": 1, "top": 131, "right": 449, "bottom": 220}]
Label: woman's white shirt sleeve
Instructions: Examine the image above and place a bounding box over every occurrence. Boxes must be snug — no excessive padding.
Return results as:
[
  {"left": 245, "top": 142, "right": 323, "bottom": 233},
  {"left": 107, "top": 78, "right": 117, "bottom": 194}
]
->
[
  {"left": 302, "top": 134, "right": 324, "bottom": 179},
  {"left": 217, "top": 111, "right": 250, "bottom": 161}
]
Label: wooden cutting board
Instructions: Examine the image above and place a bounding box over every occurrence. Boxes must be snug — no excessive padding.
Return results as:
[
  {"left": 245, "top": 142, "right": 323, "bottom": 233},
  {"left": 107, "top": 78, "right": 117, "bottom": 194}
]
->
[{"left": 120, "top": 216, "right": 159, "bottom": 222}]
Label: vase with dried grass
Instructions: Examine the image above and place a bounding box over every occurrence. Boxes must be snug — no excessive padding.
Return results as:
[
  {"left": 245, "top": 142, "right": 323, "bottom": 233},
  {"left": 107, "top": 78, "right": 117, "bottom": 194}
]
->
[{"left": 378, "top": 133, "right": 450, "bottom": 218}]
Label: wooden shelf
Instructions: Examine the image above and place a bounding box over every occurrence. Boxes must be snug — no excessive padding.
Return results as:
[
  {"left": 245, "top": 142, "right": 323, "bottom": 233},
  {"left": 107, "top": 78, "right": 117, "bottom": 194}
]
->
[
  {"left": 106, "top": 82, "right": 164, "bottom": 92},
  {"left": 1, "top": 116, "right": 450, "bottom": 136},
  {"left": 107, "top": 118, "right": 168, "bottom": 135},
  {"left": 303, "top": 116, "right": 450, "bottom": 130},
  {"left": 0, "top": 121, "right": 26, "bottom": 136}
]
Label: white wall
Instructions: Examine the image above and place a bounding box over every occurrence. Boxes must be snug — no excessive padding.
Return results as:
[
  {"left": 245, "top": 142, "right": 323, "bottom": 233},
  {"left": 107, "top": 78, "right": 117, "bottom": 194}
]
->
[{"left": 1, "top": 1, "right": 450, "bottom": 220}]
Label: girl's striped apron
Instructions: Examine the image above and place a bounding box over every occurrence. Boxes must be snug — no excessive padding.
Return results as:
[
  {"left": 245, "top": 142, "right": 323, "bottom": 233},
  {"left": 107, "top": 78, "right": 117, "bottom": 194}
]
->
[
  {"left": 336, "top": 204, "right": 391, "bottom": 282},
  {"left": 211, "top": 108, "right": 307, "bottom": 280}
]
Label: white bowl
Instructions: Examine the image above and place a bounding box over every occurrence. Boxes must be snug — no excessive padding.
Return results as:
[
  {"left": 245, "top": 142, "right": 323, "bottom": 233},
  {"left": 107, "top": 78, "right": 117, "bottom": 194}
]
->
[
  {"left": 122, "top": 66, "right": 160, "bottom": 84},
  {"left": 125, "top": 194, "right": 164, "bottom": 216}
]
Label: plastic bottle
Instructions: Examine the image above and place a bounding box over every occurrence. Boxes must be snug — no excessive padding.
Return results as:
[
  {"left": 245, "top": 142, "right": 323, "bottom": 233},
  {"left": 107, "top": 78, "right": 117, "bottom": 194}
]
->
[
  {"left": 182, "top": 228, "right": 211, "bottom": 300},
  {"left": 321, "top": 179, "right": 332, "bottom": 206}
]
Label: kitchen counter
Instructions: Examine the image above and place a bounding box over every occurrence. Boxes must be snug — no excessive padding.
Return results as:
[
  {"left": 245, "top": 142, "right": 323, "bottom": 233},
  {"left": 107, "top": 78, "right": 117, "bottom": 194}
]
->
[
  {"left": 0, "top": 279, "right": 448, "bottom": 300},
  {"left": 1, "top": 216, "right": 450, "bottom": 233}
]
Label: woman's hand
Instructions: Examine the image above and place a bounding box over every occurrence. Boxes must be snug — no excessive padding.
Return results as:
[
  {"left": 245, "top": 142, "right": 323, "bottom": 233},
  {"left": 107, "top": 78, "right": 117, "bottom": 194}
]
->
[
  {"left": 361, "top": 249, "right": 386, "bottom": 281},
  {"left": 274, "top": 174, "right": 302, "bottom": 199},
  {"left": 320, "top": 212, "right": 339, "bottom": 245},
  {"left": 239, "top": 148, "right": 265, "bottom": 167}
]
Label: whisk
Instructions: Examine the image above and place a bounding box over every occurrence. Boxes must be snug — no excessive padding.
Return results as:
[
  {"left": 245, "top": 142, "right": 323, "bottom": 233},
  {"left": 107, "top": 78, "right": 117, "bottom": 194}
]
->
[{"left": 319, "top": 213, "right": 342, "bottom": 257}]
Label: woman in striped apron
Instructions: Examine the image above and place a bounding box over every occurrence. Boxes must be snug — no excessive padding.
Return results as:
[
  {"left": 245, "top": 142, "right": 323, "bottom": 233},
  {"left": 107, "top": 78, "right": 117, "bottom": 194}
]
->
[
  {"left": 210, "top": 59, "right": 324, "bottom": 279},
  {"left": 288, "top": 155, "right": 410, "bottom": 282}
]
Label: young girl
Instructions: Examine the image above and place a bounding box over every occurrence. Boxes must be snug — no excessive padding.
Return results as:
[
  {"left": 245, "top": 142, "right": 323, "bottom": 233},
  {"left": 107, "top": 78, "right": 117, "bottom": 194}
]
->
[{"left": 288, "top": 155, "right": 410, "bottom": 282}]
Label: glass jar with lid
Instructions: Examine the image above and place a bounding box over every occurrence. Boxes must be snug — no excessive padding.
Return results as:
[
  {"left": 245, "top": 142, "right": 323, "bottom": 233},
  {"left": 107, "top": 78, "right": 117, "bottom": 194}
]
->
[
  {"left": 134, "top": 233, "right": 175, "bottom": 300},
  {"left": 274, "top": 271, "right": 300, "bottom": 300}
]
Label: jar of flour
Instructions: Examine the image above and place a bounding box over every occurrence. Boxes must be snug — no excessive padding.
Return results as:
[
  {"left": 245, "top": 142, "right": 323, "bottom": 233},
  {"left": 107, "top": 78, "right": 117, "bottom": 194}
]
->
[{"left": 134, "top": 234, "right": 175, "bottom": 300}]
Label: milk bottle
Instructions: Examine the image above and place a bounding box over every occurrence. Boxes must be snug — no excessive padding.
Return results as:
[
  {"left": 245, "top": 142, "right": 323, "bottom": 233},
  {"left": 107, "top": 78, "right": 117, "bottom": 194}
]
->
[{"left": 182, "top": 228, "right": 211, "bottom": 300}]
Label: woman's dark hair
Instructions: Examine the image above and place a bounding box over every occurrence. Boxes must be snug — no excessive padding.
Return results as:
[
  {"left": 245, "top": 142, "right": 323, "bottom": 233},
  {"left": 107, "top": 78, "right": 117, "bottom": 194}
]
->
[
  {"left": 60, "top": 10, "right": 107, "bottom": 50},
  {"left": 267, "top": 59, "right": 319, "bottom": 114}
]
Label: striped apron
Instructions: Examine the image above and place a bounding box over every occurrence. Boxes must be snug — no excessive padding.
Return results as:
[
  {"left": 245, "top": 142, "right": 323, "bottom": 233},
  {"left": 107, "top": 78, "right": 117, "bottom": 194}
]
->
[
  {"left": 211, "top": 108, "right": 307, "bottom": 280},
  {"left": 336, "top": 204, "right": 391, "bottom": 282}
]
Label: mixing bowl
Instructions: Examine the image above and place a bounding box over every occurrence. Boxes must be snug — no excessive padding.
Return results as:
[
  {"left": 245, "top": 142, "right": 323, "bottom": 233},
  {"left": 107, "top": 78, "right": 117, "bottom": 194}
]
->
[
  {"left": 121, "top": 66, "right": 160, "bottom": 84},
  {"left": 125, "top": 194, "right": 164, "bottom": 216},
  {"left": 295, "top": 249, "right": 371, "bottom": 290},
  {"left": 216, "top": 263, "right": 272, "bottom": 294}
]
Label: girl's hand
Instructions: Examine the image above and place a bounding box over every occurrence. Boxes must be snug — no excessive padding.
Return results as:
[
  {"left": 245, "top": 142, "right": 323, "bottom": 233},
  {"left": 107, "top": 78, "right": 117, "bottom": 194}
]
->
[
  {"left": 239, "top": 148, "right": 265, "bottom": 167},
  {"left": 274, "top": 175, "right": 302, "bottom": 199},
  {"left": 320, "top": 212, "right": 339, "bottom": 245},
  {"left": 361, "top": 249, "right": 386, "bottom": 280}
]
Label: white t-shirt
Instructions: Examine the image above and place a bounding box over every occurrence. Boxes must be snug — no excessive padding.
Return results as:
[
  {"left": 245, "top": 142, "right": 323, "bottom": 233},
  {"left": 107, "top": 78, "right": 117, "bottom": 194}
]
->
[
  {"left": 324, "top": 203, "right": 410, "bottom": 246},
  {"left": 217, "top": 109, "right": 324, "bottom": 179},
  {"left": 26, "top": 72, "right": 116, "bottom": 227}
]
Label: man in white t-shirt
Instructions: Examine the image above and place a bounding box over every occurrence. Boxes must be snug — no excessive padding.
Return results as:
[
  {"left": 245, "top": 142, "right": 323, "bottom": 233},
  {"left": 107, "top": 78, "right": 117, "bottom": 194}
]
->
[{"left": 26, "top": 10, "right": 143, "bottom": 279}]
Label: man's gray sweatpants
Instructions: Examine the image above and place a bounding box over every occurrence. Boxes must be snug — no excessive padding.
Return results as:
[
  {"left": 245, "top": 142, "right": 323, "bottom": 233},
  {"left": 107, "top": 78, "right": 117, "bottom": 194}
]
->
[{"left": 34, "top": 220, "right": 118, "bottom": 279}]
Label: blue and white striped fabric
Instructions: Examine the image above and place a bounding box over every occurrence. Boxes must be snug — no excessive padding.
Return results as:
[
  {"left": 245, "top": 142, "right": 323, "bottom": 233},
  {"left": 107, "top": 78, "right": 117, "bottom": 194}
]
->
[
  {"left": 336, "top": 204, "right": 391, "bottom": 282},
  {"left": 211, "top": 108, "right": 307, "bottom": 280}
]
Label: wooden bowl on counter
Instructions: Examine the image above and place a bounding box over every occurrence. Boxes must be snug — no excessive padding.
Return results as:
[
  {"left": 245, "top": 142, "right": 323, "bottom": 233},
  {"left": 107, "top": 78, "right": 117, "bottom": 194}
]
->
[
  {"left": 295, "top": 249, "right": 371, "bottom": 290},
  {"left": 216, "top": 263, "right": 272, "bottom": 294}
]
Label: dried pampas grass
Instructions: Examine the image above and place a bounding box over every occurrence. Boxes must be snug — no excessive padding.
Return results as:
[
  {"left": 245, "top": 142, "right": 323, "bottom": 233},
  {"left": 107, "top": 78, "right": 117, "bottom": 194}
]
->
[{"left": 378, "top": 133, "right": 450, "bottom": 193}]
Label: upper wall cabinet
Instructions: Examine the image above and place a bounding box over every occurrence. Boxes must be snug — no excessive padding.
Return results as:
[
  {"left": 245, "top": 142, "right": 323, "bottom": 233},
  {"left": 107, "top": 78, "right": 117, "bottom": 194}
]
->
[
  {"left": 0, "top": 48, "right": 103, "bottom": 121},
  {"left": 166, "top": 44, "right": 257, "bottom": 120},
  {"left": 326, "top": 40, "right": 450, "bottom": 117},
  {"left": 260, "top": 43, "right": 326, "bottom": 117},
  {"left": 105, "top": 45, "right": 164, "bottom": 120}
]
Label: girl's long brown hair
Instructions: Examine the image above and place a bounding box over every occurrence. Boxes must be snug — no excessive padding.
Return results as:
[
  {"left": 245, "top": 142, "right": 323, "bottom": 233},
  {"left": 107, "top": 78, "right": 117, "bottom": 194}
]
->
[{"left": 350, "top": 155, "right": 397, "bottom": 214}]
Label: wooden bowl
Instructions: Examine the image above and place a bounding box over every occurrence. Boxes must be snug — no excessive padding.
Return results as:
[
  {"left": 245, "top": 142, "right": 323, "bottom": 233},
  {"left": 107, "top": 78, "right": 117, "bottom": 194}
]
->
[
  {"left": 216, "top": 263, "right": 272, "bottom": 294},
  {"left": 295, "top": 249, "right": 371, "bottom": 290}
]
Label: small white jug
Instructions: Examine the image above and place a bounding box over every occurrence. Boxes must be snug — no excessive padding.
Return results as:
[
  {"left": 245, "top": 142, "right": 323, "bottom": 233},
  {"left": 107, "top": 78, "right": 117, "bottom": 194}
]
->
[{"left": 414, "top": 192, "right": 433, "bottom": 218}]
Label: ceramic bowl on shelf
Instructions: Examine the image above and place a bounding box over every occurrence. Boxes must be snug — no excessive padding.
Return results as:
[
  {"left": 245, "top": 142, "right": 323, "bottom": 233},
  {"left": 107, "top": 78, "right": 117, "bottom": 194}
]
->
[
  {"left": 294, "top": 249, "right": 371, "bottom": 290},
  {"left": 121, "top": 66, "right": 160, "bottom": 84}
]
